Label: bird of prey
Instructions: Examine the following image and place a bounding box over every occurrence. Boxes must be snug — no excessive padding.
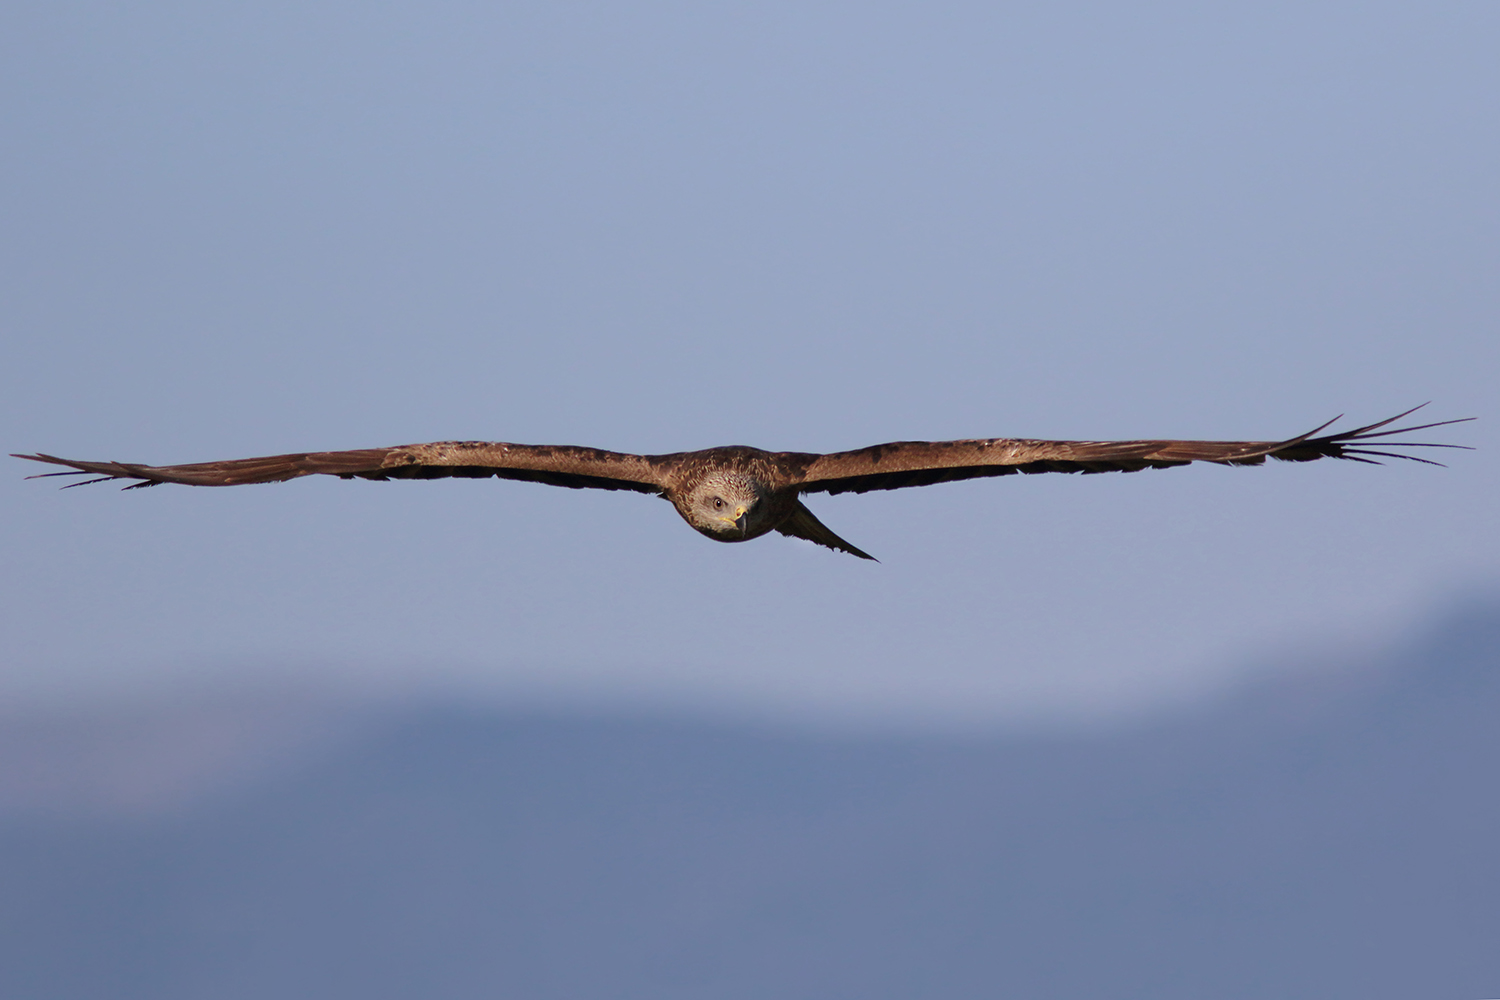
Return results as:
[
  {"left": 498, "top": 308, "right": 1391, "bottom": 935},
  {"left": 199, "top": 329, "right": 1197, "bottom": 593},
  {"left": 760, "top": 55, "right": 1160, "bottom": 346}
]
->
[{"left": 14, "top": 407, "right": 1469, "bottom": 561}]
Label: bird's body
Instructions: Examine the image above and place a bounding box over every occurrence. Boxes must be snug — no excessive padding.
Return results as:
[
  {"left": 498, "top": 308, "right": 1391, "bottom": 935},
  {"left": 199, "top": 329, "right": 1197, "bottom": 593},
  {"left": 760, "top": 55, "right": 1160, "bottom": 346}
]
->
[
  {"left": 14, "top": 407, "right": 1470, "bottom": 561},
  {"left": 666, "top": 448, "right": 799, "bottom": 540}
]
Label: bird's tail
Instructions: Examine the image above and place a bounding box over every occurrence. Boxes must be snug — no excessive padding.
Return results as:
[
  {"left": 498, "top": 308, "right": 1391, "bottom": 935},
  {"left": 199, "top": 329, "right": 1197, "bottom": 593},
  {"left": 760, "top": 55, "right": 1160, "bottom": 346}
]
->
[{"left": 775, "top": 500, "right": 877, "bottom": 561}]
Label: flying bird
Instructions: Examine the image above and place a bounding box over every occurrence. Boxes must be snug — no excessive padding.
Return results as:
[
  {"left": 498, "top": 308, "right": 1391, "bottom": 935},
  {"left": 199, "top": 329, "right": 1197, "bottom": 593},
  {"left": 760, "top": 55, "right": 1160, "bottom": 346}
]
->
[{"left": 14, "top": 407, "right": 1470, "bottom": 561}]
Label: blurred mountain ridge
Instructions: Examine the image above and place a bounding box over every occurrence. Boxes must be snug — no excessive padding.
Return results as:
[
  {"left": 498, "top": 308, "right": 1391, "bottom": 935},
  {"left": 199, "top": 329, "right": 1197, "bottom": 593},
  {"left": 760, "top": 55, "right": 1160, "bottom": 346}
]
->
[
  {"left": 0, "top": 594, "right": 1496, "bottom": 998},
  {"left": 1, "top": 592, "right": 1497, "bottom": 822}
]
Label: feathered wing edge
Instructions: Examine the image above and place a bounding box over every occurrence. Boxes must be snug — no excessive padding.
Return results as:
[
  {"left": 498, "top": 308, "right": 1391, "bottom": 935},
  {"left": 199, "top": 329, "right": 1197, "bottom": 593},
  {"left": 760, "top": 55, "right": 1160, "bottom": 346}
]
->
[
  {"left": 1259, "top": 406, "right": 1474, "bottom": 465},
  {"left": 11, "top": 442, "right": 672, "bottom": 495},
  {"left": 793, "top": 406, "right": 1474, "bottom": 496}
]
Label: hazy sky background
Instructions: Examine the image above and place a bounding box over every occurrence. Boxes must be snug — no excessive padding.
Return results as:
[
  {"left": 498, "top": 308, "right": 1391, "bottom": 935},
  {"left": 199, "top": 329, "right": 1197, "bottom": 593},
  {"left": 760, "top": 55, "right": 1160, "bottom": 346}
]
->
[{"left": 2, "top": 2, "right": 1495, "bottom": 728}]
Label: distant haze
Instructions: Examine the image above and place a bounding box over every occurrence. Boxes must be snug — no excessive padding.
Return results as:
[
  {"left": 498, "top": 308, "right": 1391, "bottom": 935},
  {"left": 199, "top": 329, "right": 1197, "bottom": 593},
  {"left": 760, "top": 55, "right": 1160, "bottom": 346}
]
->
[{"left": 2, "top": 598, "right": 1496, "bottom": 999}]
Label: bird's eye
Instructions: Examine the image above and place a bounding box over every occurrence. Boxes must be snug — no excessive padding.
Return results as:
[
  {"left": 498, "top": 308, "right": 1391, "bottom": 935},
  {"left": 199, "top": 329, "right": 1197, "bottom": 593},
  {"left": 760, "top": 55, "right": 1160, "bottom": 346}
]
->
[{"left": 712, "top": 497, "right": 724, "bottom": 509}]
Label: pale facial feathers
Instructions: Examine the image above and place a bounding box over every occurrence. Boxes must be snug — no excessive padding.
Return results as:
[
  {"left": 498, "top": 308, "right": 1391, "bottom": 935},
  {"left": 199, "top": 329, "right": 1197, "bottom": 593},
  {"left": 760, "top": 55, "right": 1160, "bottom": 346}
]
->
[{"left": 677, "top": 472, "right": 771, "bottom": 541}]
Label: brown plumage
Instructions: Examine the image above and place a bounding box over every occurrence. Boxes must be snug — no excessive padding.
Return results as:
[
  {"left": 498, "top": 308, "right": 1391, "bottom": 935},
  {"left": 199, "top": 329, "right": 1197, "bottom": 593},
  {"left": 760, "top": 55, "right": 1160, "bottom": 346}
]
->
[{"left": 13, "top": 406, "right": 1471, "bottom": 561}]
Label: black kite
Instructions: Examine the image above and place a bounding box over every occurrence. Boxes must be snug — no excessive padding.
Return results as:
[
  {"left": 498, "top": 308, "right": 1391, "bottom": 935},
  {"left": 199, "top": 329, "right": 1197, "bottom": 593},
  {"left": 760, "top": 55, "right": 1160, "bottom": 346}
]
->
[{"left": 14, "top": 407, "right": 1470, "bottom": 560}]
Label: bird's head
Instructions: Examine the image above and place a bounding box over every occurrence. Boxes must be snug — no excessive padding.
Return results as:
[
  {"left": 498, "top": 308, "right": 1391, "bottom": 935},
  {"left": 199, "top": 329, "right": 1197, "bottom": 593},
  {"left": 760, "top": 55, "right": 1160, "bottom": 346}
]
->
[{"left": 680, "top": 472, "right": 770, "bottom": 542}]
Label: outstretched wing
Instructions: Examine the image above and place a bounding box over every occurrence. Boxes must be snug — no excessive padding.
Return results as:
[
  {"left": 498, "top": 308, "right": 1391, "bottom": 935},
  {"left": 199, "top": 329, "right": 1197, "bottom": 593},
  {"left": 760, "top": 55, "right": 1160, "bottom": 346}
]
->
[
  {"left": 13, "top": 442, "right": 672, "bottom": 494},
  {"left": 793, "top": 407, "right": 1472, "bottom": 496}
]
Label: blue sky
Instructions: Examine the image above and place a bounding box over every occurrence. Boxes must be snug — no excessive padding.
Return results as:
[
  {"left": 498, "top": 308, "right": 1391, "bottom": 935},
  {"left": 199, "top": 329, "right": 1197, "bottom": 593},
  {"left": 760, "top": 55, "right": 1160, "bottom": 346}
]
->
[{"left": 2, "top": 2, "right": 1495, "bottom": 728}]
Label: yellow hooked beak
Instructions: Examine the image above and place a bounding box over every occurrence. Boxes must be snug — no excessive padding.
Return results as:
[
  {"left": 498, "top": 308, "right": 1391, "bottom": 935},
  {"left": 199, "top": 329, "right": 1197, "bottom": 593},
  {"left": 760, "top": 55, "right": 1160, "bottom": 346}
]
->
[{"left": 718, "top": 505, "right": 749, "bottom": 533}]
